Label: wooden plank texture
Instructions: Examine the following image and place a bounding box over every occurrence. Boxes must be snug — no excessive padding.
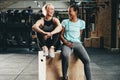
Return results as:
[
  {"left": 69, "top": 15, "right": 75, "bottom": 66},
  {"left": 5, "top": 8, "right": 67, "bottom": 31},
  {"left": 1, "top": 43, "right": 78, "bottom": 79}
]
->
[
  {"left": 39, "top": 51, "right": 84, "bottom": 80},
  {"left": 46, "top": 52, "right": 84, "bottom": 80}
]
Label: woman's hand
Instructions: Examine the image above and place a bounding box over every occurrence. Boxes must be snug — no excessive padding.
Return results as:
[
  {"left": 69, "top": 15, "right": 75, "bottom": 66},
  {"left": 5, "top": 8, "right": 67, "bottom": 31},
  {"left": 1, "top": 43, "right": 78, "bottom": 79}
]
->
[
  {"left": 65, "top": 41, "right": 73, "bottom": 48},
  {"left": 43, "top": 32, "right": 53, "bottom": 40}
]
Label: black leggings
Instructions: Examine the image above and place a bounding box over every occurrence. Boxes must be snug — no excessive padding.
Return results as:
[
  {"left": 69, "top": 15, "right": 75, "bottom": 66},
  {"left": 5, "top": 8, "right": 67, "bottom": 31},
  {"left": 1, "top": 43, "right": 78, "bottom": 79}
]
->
[{"left": 37, "top": 33, "right": 61, "bottom": 50}]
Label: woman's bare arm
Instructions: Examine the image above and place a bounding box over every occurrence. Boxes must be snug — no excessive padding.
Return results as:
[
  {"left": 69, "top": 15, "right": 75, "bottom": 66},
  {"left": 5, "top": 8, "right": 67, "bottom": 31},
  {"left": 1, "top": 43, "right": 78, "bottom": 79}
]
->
[
  {"left": 60, "top": 27, "right": 73, "bottom": 48},
  {"left": 32, "top": 18, "right": 47, "bottom": 35},
  {"left": 50, "top": 17, "right": 62, "bottom": 35}
]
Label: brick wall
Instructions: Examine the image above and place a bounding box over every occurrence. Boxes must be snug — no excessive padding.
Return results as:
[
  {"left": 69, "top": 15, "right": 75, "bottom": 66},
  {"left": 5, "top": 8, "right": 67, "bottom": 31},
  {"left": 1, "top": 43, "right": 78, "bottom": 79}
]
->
[{"left": 95, "top": 0, "right": 111, "bottom": 48}]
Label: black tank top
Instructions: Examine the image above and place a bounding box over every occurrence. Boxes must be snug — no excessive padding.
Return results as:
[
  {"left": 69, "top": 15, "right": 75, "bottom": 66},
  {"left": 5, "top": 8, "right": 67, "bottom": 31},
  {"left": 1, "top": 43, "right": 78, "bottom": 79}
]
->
[{"left": 41, "top": 18, "right": 56, "bottom": 32}]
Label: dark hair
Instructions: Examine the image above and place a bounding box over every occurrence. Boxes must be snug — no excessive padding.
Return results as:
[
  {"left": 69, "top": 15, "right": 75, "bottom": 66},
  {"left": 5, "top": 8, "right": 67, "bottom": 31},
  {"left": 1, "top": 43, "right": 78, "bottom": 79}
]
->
[{"left": 70, "top": 4, "right": 79, "bottom": 14}]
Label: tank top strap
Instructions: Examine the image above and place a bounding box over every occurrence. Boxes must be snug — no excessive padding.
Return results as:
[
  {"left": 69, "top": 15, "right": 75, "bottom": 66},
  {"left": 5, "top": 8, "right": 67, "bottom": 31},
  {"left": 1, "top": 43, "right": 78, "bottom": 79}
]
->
[
  {"left": 44, "top": 17, "right": 55, "bottom": 26},
  {"left": 42, "top": 17, "right": 56, "bottom": 32}
]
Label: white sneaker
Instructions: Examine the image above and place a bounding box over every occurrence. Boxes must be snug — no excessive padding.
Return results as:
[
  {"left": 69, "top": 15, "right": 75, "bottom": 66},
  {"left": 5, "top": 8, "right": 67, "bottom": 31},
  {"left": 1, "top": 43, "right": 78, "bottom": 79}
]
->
[
  {"left": 49, "top": 46, "right": 55, "bottom": 58},
  {"left": 42, "top": 46, "right": 48, "bottom": 56}
]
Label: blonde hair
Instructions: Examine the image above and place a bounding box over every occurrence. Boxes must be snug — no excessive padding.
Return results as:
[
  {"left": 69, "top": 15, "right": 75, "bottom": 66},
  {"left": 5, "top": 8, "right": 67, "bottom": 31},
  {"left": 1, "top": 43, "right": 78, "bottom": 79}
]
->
[{"left": 42, "top": 3, "right": 54, "bottom": 16}]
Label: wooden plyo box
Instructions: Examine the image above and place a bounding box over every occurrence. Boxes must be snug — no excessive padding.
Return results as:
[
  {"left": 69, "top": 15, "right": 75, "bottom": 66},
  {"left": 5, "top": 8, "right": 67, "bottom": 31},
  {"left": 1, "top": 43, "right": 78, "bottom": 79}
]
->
[
  {"left": 90, "top": 31, "right": 97, "bottom": 37},
  {"left": 91, "top": 37, "right": 100, "bottom": 48},
  {"left": 84, "top": 38, "right": 92, "bottom": 47},
  {"left": 38, "top": 51, "right": 84, "bottom": 80}
]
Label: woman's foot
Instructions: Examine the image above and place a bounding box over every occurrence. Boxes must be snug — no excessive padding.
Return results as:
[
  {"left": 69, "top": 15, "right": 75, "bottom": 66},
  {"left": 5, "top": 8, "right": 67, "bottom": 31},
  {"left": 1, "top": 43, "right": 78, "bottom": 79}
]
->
[
  {"left": 62, "top": 76, "right": 68, "bottom": 80},
  {"left": 42, "top": 46, "right": 48, "bottom": 56},
  {"left": 49, "top": 46, "right": 55, "bottom": 58}
]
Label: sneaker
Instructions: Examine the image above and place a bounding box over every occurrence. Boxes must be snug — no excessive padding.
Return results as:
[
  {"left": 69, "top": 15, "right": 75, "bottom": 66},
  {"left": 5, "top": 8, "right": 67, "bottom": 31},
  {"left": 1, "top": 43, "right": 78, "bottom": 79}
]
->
[
  {"left": 62, "top": 76, "right": 68, "bottom": 80},
  {"left": 49, "top": 46, "right": 55, "bottom": 58},
  {"left": 42, "top": 46, "right": 48, "bottom": 56}
]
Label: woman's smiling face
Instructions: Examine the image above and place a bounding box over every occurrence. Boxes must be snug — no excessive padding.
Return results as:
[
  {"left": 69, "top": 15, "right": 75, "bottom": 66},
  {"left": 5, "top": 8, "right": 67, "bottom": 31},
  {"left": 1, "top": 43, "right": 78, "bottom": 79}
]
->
[
  {"left": 68, "top": 7, "right": 78, "bottom": 19},
  {"left": 46, "top": 4, "right": 54, "bottom": 17}
]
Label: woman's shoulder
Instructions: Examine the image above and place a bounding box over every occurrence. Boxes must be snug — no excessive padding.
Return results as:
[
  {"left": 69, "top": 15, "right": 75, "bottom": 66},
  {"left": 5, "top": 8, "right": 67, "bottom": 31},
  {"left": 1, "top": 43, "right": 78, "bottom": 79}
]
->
[
  {"left": 52, "top": 17, "right": 57, "bottom": 20},
  {"left": 34, "top": 18, "right": 44, "bottom": 26},
  {"left": 61, "top": 19, "right": 69, "bottom": 24},
  {"left": 52, "top": 17, "right": 61, "bottom": 23},
  {"left": 62, "top": 19, "right": 69, "bottom": 22},
  {"left": 78, "top": 19, "right": 85, "bottom": 23}
]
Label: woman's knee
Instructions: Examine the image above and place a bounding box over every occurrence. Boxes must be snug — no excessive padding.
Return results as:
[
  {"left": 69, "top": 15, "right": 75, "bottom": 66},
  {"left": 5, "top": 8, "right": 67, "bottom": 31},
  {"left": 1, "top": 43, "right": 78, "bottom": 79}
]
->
[
  {"left": 62, "top": 51, "right": 70, "bottom": 59},
  {"left": 61, "top": 46, "right": 71, "bottom": 58}
]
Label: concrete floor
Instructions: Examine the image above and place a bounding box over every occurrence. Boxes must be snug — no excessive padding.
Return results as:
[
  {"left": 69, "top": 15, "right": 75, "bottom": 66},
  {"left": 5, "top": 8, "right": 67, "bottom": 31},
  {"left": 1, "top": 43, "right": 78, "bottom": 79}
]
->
[{"left": 0, "top": 48, "right": 120, "bottom": 80}]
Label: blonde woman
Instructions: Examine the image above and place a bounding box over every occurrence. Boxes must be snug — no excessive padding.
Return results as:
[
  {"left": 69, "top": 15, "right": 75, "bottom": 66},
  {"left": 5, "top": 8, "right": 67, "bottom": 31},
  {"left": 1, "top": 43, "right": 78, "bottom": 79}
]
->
[{"left": 32, "top": 3, "right": 62, "bottom": 57}]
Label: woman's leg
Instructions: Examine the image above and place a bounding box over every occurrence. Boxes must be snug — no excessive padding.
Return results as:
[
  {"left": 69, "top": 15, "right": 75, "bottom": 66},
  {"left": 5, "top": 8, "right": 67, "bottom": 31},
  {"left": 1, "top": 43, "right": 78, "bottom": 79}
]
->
[
  {"left": 61, "top": 45, "right": 72, "bottom": 79},
  {"left": 37, "top": 33, "right": 46, "bottom": 47},
  {"left": 47, "top": 33, "right": 60, "bottom": 50},
  {"left": 73, "top": 42, "right": 92, "bottom": 80},
  {"left": 37, "top": 33, "right": 49, "bottom": 55}
]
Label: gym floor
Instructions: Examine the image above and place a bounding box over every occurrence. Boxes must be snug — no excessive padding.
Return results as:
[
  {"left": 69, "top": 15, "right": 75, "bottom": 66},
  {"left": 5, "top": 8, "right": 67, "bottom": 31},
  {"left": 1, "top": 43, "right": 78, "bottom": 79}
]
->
[{"left": 0, "top": 48, "right": 120, "bottom": 80}]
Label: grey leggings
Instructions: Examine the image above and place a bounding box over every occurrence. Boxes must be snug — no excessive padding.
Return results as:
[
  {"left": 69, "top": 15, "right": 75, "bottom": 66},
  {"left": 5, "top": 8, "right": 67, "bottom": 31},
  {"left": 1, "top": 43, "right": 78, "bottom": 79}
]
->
[{"left": 61, "top": 42, "right": 91, "bottom": 80}]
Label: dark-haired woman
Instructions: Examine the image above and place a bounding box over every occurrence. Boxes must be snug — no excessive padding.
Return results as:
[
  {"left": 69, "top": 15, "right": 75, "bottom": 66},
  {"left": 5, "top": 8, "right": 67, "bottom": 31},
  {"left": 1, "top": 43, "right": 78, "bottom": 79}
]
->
[{"left": 60, "top": 5, "right": 92, "bottom": 80}]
